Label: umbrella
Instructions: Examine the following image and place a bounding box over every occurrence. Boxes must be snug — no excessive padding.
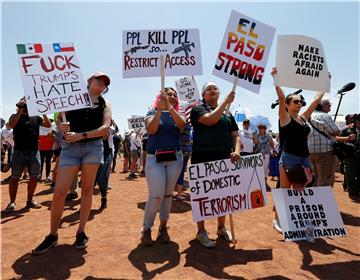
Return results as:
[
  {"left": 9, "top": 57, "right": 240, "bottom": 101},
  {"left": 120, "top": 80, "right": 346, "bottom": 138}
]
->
[
  {"left": 250, "top": 115, "right": 271, "bottom": 132},
  {"left": 231, "top": 105, "right": 254, "bottom": 123}
]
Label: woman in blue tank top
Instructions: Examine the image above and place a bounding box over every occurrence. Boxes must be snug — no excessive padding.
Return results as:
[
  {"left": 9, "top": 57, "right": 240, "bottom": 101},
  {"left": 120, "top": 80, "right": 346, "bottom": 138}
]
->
[
  {"left": 33, "top": 72, "right": 112, "bottom": 254},
  {"left": 271, "top": 67, "right": 326, "bottom": 234}
]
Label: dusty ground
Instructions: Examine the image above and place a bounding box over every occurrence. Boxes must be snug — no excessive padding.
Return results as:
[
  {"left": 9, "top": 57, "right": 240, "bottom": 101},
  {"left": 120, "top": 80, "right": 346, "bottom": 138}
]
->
[{"left": 1, "top": 160, "right": 360, "bottom": 280}]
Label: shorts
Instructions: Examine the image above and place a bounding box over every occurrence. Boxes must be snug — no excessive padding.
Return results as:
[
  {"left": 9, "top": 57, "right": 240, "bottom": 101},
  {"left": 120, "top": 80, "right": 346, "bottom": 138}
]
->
[
  {"left": 11, "top": 149, "right": 40, "bottom": 178},
  {"left": 59, "top": 139, "right": 104, "bottom": 168},
  {"left": 278, "top": 151, "right": 311, "bottom": 169}
]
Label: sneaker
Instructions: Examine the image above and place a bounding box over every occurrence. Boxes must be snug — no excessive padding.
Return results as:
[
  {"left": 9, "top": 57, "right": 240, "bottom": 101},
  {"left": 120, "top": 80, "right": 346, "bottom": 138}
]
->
[
  {"left": 196, "top": 231, "right": 216, "bottom": 248},
  {"left": 127, "top": 173, "right": 138, "bottom": 180},
  {"left": 74, "top": 232, "right": 89, "bottom": 249},
  {"left": 4, "top": 202, "right": 16, "bottom": 213},
  {"left": 141, "top": 228, "right": 153, "bottom": 246},
  {"left": 217, "top": 226, "right": 233, "bottom": 242},
  {"left": 45, "top": 177, "right": 52, "bottom": 183},
  {"left": 100, "top": 197, "right": 107, "bottom": 209},
  {"left": 37, "top": 175, "right": 42, "bottom": 182},
  {"left": 272, "top": 219, "right": 282, "bottom": 234},
  {"left": 22, "top": 174, "right": 29, "bottom": 180},
  {"left": 32, "top": 234, "right": 58, "bottom": 255},
  {"left": 156, "top": 226, "right": 170, "bottom": 243},
  {"left": 26, "top": 199, "right": 41, "bottom": 209},
  {"left": 139, "top": 171, "right": 146, "bottom": 177},
  {"left": 65, "top": 192, "right": 78, "bottom": 201}
]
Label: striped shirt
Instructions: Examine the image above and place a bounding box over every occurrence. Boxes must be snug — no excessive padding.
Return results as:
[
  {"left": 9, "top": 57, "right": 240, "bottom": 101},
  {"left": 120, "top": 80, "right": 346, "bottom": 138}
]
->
[{"left": 308, "top": 111, "right": 340, "bottom": 153}]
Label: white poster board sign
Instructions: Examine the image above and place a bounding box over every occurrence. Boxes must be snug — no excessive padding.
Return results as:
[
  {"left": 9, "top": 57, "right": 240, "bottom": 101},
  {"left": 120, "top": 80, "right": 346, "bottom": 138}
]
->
[
  {"left": 174, "top": 76, "right": 201, "bottom": 104},
  {"left": 16, "top": 42, "right": 91, "bottom": 117},
  {"left": 188, "top": 154, "right": 267, "bottom": 222},
  {"left": 213, "top": 10, "right": 275, "bottom": 94},
  {"left": 128, "top": 116, "right": 145, "bottom": 130},
  {"left": 122, "top": 29, "right": 202, "bottom": 78},
  {"left": 275, "top": 35, "right": 331, "bottom": 92},
  {"left": 272, "top": 187, "right": 346, "bottom": 241}
]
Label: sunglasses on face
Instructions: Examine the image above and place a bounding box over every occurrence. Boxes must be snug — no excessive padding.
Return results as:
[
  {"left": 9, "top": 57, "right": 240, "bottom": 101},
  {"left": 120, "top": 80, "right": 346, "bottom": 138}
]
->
[{"left": 291, "top": 100, "right": 304, "bottom": 105}]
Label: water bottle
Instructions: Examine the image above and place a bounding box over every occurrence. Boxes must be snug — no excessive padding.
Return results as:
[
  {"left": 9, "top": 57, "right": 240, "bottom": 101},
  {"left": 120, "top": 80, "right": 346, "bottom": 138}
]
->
[{"left": 305, "top": 220, "right": 315, "bottom": 243}]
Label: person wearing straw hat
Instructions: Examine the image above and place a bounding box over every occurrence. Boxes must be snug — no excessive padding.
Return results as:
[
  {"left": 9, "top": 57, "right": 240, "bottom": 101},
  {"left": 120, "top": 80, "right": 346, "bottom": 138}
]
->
[
  {"left": 190, "top": 81, "right": 241, "bottom": 248},
  {"left": 33, "top": 72, "right": 112, "bottom": 254}
]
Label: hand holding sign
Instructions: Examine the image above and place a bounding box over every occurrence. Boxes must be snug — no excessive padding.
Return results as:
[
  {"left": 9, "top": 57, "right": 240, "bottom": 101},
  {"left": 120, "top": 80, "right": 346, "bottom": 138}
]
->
[{"left": 158, "top": 91, "right": 168, "bottom": 111}]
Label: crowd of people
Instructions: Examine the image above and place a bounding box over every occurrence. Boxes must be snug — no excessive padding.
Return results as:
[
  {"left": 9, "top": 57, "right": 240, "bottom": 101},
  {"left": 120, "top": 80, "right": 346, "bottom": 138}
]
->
[{"left": 1, "top": 69, "right": 359, "bottom": 255}]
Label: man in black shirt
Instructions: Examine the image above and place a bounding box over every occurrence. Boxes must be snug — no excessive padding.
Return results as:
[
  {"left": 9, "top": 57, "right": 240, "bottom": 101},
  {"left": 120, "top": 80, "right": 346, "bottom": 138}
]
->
[{"left": 4, "top": 97, "right": 51, "bottom": 212}]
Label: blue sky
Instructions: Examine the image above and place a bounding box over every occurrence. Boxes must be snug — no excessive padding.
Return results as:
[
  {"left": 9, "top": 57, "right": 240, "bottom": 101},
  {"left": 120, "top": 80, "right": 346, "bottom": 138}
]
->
[{"left": 2, "top": 0, "right": 359, "bottom": 133}]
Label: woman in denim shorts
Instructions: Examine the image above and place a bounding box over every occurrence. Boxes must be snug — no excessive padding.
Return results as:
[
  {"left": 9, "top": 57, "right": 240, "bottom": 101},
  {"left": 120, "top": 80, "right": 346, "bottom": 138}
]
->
[
  {"left": 140, "top": 88, "right": 185, "bottom": 246},
  {"left": 33, "top": 72, "right": 112, "bottom": 254},
  {"left": 271, "top": 67, "right": 326, "bottom": 234}
]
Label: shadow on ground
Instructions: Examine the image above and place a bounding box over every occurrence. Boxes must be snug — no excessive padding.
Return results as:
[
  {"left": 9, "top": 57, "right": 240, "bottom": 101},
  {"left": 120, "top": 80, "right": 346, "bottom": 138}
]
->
[
  {"left": 12, "top": 244, "right": 87, "bottom": 279},
  {"left": 181, "top": 239, "right": 273, "bottom": 279},
  {"left": 128, "top": 241, "right": 180, "bottom": 280}
]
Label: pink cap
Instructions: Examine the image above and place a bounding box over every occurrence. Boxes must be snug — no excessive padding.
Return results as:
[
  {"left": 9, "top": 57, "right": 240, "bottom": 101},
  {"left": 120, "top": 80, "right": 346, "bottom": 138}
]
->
[{"left": 89, "top": 72, "right": 110, "bottom": 86}]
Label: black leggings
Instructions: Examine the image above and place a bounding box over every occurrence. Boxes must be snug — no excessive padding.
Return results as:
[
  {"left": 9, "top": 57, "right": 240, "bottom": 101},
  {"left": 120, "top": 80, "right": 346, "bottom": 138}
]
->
[{"left": 40, "top": 150, "right": 53, "bottom": 178}]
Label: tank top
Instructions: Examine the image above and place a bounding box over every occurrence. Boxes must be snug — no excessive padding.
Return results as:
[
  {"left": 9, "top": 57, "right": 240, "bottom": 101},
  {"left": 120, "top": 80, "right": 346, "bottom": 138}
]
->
[
  {"left": 279, "top": 117, "right": 310, "bottom": 157},
  {"left": 67, "top": 103, "right": 104, "bottom": 143}
]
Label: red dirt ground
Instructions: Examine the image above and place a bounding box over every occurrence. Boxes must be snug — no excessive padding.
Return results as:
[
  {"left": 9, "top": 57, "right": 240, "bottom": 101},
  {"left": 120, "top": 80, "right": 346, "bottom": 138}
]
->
[{"left": 1, "top": 161, "right": 360, "bottom": 279}]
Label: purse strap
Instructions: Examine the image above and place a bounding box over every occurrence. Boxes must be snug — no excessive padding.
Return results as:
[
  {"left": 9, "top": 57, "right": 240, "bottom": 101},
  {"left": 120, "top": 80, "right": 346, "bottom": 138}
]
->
[{"left": 308, "top": 119, "right": 334, "bottom": 142}]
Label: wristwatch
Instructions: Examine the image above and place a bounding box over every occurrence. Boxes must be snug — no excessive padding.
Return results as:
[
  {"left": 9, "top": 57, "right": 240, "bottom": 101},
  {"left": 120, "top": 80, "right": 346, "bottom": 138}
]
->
[{"left": 82, "top": 132, "right": 88, "bottom": 139}]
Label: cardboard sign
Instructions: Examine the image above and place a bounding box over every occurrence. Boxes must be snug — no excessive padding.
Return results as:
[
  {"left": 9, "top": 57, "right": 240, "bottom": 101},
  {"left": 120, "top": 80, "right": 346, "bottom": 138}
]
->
[
  {"left": 128, "top": 116, "right": 145, "bottom": 130},
  {"left": 272, "top": 187, "right": 346, "bottom": 241},
  {"left": 16, "top": 42, "right": 91, "bottom": 117},
  {"left": 122, "top": 29, "right": 202, "bottom": 78},
  {"left": 188, "top": 154, "right": 267, "bottom": 222},
  {"left": 174, "top": 76, "right": 201, "bottom": 104},
  {"left": 275, "top": 35, "right": 331, "bottom": 92},
  {"left": 213, "top": 10, "right": 275, "bottom": 94}
]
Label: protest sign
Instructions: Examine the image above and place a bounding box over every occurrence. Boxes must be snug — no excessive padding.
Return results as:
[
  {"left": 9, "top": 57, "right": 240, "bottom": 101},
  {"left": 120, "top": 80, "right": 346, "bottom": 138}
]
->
[
  {"left": 213, "top": 10, "right": 275, "bottom": 94},
  {"left": 272, "top": 187, "right": 346, "bottom": 241},
  {"left": 128, "top": 116, "right": 145, "bottom": 130},
  {"left": 275, "top": 35, "right": 331, "bottom": 92},
  {"left": 16, "top": 42, "right": 91, "bottom": 117},
  {"left": 122, "top": 29, "right": 202, "bottom": 78},
  {"left": 175, "top": 76, "right": 201, "bottom": 104},
  {"left": 188, "top": 154, "right": 267, "bottom": 222}
]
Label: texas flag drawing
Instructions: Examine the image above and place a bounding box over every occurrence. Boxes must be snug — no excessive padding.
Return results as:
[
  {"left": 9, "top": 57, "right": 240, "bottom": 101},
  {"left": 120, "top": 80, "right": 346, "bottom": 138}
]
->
[
  {"left": 53, "top": 42, "right": 75, "bottom": 52},
  {"left": 16, "top": 43, "right": 43, "bottom": 54}
]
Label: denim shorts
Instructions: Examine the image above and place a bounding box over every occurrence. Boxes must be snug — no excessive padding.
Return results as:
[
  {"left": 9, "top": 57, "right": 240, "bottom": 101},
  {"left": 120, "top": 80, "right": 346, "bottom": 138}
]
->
[
  {"left": 279, "top": 151, "right": 311, "bottom": 169},
  {"left": 59, "top": 139, "right": 104, "bottom": 167},
  {"left": 11, "top": 149, "right": 40, "bottom": 178}
]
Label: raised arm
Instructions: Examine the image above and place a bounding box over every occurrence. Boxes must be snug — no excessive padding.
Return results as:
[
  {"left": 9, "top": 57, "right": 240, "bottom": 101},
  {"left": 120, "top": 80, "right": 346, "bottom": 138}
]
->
[
  {"left": 271, "top": 67, "right": 290, "bottom": 127},
  {"left": 8, "top": 98, "right": 26, "bottom": 129},
  {"left": 301, "top": 91, "right": 325, "bottom": 121},
  {"left": 197, "top": 91, "right": 235, "bottom": 126}
]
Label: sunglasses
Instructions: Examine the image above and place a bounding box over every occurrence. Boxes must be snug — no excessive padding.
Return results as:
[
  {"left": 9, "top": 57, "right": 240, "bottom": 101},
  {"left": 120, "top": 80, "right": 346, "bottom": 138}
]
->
[{"left": 291, "top": 100, "right": 304, "bottom": 105}]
